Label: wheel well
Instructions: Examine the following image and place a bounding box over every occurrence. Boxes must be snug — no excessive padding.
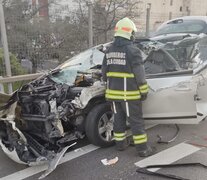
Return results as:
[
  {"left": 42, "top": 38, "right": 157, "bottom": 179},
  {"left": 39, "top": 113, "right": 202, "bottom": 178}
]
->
[{"left": 84, "top": 96, "right": 106, "bottom": 114}]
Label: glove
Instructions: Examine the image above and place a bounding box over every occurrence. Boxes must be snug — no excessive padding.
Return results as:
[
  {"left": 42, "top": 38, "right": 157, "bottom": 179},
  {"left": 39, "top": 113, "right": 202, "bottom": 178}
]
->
[{"left": 141, "top": 94, "right": 147, "bottom": 101}]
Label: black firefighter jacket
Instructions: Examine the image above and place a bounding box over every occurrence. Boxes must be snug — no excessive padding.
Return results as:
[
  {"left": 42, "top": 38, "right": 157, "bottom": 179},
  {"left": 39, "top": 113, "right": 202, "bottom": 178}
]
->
[{"left": 101, "top": 37, "right": 148, "bottom": 101}]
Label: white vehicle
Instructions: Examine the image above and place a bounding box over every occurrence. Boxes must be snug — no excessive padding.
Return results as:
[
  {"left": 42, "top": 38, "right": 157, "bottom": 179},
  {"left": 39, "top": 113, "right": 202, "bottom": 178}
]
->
[{"left": 1, "top": 34, "right": 207, "bottom": 178}]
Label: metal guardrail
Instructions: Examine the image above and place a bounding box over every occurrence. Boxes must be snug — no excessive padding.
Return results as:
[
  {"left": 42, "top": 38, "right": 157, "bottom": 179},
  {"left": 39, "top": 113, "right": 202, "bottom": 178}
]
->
[{"left": 0, "top": 73, "right": 44, "bottom": 84}]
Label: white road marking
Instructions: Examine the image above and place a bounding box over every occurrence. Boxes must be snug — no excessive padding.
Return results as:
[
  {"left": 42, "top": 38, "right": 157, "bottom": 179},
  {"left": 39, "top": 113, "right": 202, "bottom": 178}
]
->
[
  {"left": 145, "top": 124, "right": 157, "bottom": 129},
  {"left": 135, "top": 142, "right": 201, "bottom": 172},
  {"left": 0, "top": 144, "right": 99, "bottom": 180}
]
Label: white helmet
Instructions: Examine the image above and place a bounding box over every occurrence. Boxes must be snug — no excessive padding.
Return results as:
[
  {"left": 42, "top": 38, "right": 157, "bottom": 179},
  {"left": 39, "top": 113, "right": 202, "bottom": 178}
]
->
[{"left": 114, "top": 17, "right": 137, "bottom": 40}]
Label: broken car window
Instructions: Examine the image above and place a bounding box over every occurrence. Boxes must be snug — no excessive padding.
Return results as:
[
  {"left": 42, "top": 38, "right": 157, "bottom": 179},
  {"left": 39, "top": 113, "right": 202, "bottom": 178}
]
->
[{"left": 138, "top": 35, "right": 207, "bottom": 75}]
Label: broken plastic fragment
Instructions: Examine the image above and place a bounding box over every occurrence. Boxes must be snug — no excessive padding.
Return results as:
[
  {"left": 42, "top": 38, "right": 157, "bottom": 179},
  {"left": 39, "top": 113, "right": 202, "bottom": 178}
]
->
[
  {"left": 101, "top": 157, "right": 118, "bottom": 166},
  {"left": 38, "top": 142, "right": 77, "bottom": 179}
]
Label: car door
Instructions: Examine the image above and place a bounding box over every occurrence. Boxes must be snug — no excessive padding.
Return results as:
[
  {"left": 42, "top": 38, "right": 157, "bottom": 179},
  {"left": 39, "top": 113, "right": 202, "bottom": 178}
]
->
[{"left": 142, "top": 72, "right": 199, "bottom": 124}]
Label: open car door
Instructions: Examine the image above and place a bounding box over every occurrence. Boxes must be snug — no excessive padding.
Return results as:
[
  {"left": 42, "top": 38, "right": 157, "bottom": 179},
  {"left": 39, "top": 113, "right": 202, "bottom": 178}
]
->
[{"left": 142, "top": 72, "right": 199, "bottom": 124}]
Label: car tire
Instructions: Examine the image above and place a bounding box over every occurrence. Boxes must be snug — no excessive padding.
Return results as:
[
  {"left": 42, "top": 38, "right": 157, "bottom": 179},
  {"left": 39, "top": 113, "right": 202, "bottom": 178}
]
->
[{"left": 85, "top": 103, "right": 114, "bottom": 147}]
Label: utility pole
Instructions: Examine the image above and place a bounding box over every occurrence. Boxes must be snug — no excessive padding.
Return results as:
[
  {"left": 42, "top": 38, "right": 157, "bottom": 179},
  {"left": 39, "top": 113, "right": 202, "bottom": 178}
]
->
[
  {"left": 88, "top": 1, "right": 93, "bottom": 48},
  {"left": 145, "top": 3, "right": 151, "bottom": 37},
  {"left": 0, "top": 0, "right": 13, "bottom": 93}
]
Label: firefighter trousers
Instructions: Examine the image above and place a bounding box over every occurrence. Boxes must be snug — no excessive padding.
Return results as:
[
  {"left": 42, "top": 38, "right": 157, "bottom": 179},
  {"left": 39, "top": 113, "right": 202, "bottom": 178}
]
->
[{"left": 112, "top": 100, "right": 148, "bottom": 151}]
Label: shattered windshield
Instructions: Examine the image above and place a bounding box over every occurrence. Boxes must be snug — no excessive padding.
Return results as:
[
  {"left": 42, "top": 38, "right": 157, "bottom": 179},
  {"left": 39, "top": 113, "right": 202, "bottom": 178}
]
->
[
  {"left": 138, "top": 35, "right": 207, "bottom": 75},
  {"left": 51, "top": 48, "right": 104, "bottom": 85}
]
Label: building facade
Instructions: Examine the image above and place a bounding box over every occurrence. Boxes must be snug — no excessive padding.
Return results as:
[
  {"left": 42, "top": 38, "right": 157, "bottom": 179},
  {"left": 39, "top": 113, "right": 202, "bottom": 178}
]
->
[
  {"left": 136, "top": 0, "right": 207, "bottom": 33},
  {"left": 29, "top": 0, "right": 207, "bottom": 35}
]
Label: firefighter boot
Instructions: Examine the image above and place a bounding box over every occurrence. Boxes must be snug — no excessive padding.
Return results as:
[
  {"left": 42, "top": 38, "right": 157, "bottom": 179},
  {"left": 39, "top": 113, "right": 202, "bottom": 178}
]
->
[
  {"left": 136, "top": 145, "right": 157, "bottom": 157},
  {"left": 115, "top": 139, "right": 130, "bottom": 151}
]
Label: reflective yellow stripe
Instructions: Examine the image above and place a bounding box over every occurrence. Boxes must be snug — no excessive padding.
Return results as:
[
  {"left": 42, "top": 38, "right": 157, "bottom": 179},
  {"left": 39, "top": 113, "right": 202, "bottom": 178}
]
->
[
  {"left": 114, "top": 132, "right": 126, "bottom": 137},
  {"left": 139, "top": 84, "right": 149, "bottom": 94},
  {"left": 106, "top": 89, "right": 140, "bottom": 96},
  {"left": 106, "top": 94, "right": 141, "bottom": 100},
  {"left": 133, "top": 134, "right": 147, "bottom": 144},
  {"left": 134, "top": 138, "right": 147, "bottom": 144},
  {"left": 107, "top": 72, "right": 134, "bottom": 78},
  {"left": 139, "top": 84, "right": 149, "bottom": 90},
  {"left": 139, "top": 84, "right": 148, "bottom": 90},
  {"left": 114, "top": 132, "right": 126, "bottom": 141},
  {"left": 133, "top": 134, "right": 147, "bottom": 140},
  {"left": 140, "top": 89, "right": 148, "bottom": 94}
]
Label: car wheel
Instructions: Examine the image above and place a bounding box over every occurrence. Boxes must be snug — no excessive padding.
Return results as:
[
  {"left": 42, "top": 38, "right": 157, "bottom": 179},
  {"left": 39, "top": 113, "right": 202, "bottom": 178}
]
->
[{"left": 85, "top": 103, "right": 114, "bottom": 147}]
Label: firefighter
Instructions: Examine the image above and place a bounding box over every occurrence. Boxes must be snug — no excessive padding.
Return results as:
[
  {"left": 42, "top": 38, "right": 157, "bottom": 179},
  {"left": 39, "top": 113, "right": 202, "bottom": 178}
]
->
[{"left": 102, "top": 17, "right": 156, "bottom": 157}]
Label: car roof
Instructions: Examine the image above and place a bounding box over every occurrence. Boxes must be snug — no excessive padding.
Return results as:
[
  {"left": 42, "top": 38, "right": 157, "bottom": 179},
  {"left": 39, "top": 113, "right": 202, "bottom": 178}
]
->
[{"left": 164, "top": 16, "right": 207, "bottom": 24}]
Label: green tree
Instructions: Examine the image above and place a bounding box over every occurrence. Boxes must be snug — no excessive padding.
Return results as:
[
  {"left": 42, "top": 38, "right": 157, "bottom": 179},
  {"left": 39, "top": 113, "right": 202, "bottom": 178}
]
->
[
  {"left": 2, "top": 0, "right": 89, "bottom": 71},
  {"left": 0, "top": 48, "right": 26, "bottom": 92},
  {"left": 0, "top": 48, "right": 25, "bottom": 76}
]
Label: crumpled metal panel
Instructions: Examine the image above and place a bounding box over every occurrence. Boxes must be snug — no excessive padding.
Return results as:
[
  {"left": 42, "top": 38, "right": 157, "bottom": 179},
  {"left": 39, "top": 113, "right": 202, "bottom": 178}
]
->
[{"left": 72, "top": 81, "right": 105, "bottom": 109}]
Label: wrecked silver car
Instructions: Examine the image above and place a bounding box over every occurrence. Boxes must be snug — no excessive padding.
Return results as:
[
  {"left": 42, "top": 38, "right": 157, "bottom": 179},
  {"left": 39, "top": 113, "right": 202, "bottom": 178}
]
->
[{"left": 1, "top": 34, "right": 207, "bottom": 176}]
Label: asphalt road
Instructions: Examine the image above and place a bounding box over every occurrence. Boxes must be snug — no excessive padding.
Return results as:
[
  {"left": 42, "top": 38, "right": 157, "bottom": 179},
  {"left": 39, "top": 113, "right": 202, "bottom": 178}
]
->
[{"left": 1, "top": 120, "right": 207, "bottom": 180}]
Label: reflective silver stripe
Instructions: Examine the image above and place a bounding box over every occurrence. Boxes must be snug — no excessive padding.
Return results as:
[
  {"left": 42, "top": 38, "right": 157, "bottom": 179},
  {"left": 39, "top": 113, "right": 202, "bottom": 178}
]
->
[
  {"left": 124, "top": 77, "right": 127, "bottom": 101},
  {"left": 126, "top": 101, "right": 129, "bottom": 117},
  {"left": 113, "top": 101, "right": 117, "bottom": 114},
  {"left": 124, "top": 77, "right": 129, "bottom": 116}
]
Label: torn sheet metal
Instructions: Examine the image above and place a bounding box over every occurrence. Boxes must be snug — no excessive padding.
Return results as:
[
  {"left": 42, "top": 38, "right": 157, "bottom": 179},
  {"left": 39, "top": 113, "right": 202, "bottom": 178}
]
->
[
  {"left": 39, "top": 142, "right": 77, "bottom": 179},
  {"left": 137, "top": 163, "right": 207, "bottom": 180},
  {"left": 72, "top": 81, "right": 105, "bottom": 109}
]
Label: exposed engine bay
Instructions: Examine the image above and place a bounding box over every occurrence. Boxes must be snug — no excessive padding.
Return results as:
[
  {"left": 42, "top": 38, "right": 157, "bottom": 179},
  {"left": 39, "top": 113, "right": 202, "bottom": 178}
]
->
[{"left": 0, "top": 68, "right": 105, "bottom": 178}]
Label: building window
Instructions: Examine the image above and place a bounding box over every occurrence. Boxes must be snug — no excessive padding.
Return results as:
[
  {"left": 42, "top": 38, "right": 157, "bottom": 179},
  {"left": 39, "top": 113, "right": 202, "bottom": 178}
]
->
[
  {"left": 180, "top": 6, "right": 183, "bottom": 12},
  {"left": 170, "top": 0, "right": 173, "bottom": 6}
]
